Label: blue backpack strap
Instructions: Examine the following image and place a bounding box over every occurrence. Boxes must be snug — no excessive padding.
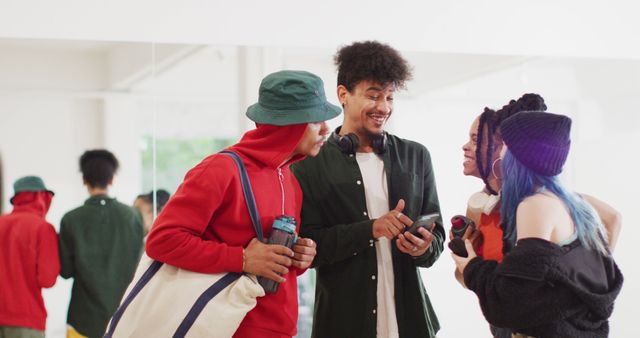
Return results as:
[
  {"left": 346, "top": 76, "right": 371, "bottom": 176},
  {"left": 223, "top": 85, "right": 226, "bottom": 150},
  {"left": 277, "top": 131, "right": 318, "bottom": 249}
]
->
[{"left": 220, "top": 150, "right": 264, "bottom": 241}]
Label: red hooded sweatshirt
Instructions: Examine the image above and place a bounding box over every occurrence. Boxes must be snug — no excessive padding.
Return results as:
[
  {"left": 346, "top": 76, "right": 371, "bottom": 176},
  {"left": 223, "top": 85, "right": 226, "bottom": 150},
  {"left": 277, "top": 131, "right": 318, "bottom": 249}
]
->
[
  {"left": 0, "top": 191, "right": 60, "bottom": 330},
  {"left": 146, "top": 123, "right": 309, "bottom": 338}
]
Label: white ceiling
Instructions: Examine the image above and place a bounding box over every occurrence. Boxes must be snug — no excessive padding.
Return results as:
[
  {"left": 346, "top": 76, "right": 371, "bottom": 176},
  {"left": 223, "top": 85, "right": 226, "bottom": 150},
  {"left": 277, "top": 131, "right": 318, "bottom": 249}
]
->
[{"left": 1, "top": 1, "right": 639, "bottom": 59}]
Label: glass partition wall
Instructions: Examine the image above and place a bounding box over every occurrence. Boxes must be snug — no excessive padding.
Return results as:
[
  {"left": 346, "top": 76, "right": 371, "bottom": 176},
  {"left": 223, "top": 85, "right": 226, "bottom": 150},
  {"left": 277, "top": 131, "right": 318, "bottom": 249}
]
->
[{"left": 1, "top": 37, "right": 638, "bottom": 337}]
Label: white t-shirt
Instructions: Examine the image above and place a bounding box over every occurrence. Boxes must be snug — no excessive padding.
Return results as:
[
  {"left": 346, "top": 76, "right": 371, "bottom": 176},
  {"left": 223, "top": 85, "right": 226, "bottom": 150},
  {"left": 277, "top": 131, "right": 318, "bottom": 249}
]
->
[{"left": 356, "top": 152, "right": 399, "bottom": 338}]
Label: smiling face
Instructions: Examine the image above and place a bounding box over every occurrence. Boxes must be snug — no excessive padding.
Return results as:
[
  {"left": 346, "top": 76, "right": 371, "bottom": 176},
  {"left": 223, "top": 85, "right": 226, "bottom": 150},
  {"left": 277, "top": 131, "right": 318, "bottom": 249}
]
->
[
  {"left": 338, "top": 80, "right": 394, "bottom": 147},
  {"left": 294, "top": 121, "right": 330, "bottom": 157},
  {"left": 462, "top": 115, "right": 504, "bottom": 179},
  {"left": 462, "top": 116, "right": 481, "bottom": 177}
]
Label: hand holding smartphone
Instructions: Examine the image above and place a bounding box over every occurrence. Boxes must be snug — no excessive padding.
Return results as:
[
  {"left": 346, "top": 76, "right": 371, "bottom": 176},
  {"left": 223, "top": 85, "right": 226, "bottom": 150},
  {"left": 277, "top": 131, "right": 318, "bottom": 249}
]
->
[{"left": 403, "top": 212, "right": 439, "bottom": 239}]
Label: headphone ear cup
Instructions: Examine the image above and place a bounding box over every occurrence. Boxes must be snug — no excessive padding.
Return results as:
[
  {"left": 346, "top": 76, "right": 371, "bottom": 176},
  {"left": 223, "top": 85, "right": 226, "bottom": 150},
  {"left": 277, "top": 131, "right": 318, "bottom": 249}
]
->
[
  {"left": 372, "top": 133, "right": 387, "bottom": 154},
  {"left": 345, "top": 133, "right": 359, "bottom": 154},
  {"left": 335, "top": 133, "right": 359, "bottom": 154}
]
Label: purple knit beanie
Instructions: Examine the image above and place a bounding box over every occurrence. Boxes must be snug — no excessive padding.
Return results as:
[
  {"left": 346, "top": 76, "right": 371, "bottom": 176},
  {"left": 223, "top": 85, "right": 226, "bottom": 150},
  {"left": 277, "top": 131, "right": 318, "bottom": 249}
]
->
[{"left": 501, "top": 111, "right": 572, "bottom": 176}]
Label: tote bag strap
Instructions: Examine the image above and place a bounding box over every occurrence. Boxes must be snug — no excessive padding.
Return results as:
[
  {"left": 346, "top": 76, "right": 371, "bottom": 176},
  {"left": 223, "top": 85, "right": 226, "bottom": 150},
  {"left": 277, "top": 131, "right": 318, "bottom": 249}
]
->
[
  {"left": 168, "top": 150, "right": 265, "bottom": 337},
  {"left": 220, "top": 150, "right": 264, "bottom": 241},
  {"left": 104, "top": 150, "right": 264, "bottom": 338}
]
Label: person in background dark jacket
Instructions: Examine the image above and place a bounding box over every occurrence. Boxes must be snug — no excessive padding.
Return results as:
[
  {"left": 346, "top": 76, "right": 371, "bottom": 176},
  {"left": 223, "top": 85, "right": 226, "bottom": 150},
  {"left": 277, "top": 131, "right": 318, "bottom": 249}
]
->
[
  {"left": 59, "top": 150, "right": 143, "bottom": 338},
  {"left": 0, "top": 176, "right": 59, "bottom": 338},
  {"left": 453, "top": 111, "right": 623, "bottom": 338},
  {"left": 292, "top": 41, "right": 444, "bottom": 338},
  {"left": 133, "top": 189, "right": 170, "bottom": 235}
]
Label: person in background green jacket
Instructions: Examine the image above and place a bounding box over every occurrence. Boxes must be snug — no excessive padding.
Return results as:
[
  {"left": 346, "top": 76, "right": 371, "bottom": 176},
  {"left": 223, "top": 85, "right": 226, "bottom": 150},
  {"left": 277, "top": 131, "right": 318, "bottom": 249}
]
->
[
  {"left": 291, "top": 41, "right": 444, "bottom": 338},
  {"left": 59, "top": 150, "right": 143, "bottom": 338}
]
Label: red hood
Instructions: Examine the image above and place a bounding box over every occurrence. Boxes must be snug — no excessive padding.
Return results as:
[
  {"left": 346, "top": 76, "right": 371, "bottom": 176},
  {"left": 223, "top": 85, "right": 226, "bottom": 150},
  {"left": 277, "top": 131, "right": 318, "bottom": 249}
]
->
[
  {"left": 228, "top": 123, "right": 308, "bottom": 168},
  {"left": 11, "top": 191, "right": 52, "bottom": 218}
]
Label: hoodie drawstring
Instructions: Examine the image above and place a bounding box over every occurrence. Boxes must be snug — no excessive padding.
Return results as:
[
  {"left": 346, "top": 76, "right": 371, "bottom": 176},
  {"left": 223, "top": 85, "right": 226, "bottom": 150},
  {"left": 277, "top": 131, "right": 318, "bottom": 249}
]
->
[{"left": 277, "top": 168, "right": 285, "bottom": 215}]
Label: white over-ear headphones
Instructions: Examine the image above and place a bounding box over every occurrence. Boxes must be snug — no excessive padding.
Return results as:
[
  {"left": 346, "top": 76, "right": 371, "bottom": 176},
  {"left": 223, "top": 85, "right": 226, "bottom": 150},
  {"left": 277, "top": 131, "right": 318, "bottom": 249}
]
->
[{"left": 468, "top": 190, "right": 501, "bottom": 216}]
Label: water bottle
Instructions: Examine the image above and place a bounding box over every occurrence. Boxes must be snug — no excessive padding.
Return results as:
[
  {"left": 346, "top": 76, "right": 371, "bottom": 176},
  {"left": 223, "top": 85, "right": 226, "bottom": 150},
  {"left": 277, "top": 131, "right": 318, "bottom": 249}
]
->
[
  {"left": 448, "top": 215, "right": 476, "bottom": 257},
  {"left": 258, "top": 215, "right": 298, "bottom": 294}
]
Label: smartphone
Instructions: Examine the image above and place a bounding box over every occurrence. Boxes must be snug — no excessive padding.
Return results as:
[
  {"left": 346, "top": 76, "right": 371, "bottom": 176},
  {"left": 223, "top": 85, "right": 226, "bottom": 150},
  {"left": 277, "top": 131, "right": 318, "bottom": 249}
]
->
[{"left": 404, "top": 212, "right": 440, "bottom": 238}]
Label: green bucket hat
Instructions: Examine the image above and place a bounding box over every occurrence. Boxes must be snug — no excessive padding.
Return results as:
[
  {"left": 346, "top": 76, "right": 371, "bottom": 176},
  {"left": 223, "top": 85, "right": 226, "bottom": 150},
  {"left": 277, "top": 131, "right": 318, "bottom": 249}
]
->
[
  {"left": 246, "top": 70, "right": 342, "bottom": 126},
  {"left": 11, "top": 175, "right": 54, "bottom": 204}
]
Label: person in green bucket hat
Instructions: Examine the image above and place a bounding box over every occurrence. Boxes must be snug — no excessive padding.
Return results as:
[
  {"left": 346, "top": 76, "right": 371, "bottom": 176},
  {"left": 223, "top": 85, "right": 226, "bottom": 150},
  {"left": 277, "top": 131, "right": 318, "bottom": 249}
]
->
[
  {"left": 9, "top": 175, "right": 55, "bottom": 204},
  {"left": 0, "top": 176, "right": 59, "bottom": 338},
  {"left": 144, "top": 70, "right": 340, "bottom": 338},
  {"left": 247, "top": 70, "right": 341, "bottom": 126}
]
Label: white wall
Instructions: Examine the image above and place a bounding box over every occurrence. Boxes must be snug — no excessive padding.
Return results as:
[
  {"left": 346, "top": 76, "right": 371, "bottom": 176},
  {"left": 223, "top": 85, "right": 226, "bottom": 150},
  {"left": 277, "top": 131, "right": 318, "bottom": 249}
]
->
[
  {"left": 1, "top": 1, "right": 640, "bottom": 59},
  {"left": 0, "top": 98, "right": 104, "bottom": 222},
  {"left": 0, "top": 44, "right": 109, "bottom": 218}
]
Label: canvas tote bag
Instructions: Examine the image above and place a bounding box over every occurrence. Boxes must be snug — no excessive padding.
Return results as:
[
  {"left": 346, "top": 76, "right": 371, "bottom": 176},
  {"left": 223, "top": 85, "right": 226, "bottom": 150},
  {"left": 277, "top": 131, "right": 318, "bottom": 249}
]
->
[{"left": 104, "top": 150, "right": 266, "bottom": 338}]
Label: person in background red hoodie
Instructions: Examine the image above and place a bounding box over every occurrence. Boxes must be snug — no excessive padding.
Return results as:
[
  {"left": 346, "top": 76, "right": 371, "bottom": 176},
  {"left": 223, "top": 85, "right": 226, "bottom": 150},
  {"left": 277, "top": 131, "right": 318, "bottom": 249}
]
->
[
  {"left": 145, "top": 70, "right": 341, "bottom": 338},
  {"left": 0, "top": 176, "right": 59, "bottom": 338}
]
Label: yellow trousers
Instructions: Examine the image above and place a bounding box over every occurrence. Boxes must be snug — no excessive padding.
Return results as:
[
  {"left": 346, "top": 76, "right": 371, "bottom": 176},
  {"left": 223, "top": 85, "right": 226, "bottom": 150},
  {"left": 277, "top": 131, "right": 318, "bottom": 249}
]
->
[{"left": 66, "top": 327, "right": 88, "bottom": 338}]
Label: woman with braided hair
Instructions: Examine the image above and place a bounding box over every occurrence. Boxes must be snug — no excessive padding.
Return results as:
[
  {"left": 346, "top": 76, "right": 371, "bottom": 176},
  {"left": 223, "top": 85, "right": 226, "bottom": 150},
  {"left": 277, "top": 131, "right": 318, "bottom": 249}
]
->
[
  {"left": 453, "top": 111, "right": 623, "bottom": 338},
  {"left": 460, "top": 94, "right": 550, "bottom": 264},
  {"left": 456, "top": 94, "right": 622, "bottom": 338}
]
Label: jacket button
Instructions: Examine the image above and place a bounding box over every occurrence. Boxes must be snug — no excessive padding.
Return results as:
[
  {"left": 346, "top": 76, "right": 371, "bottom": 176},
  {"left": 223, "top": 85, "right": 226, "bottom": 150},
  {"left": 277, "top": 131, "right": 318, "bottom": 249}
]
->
[
  {"left": 371, "top": 275, "right": 376, "bottom": 280},
  {"left": 357, "top": 180, "right": 362, "bottom": 185},
  {"left": 100, "top": 200, "right": 106, "bottom": 205},
  {"left": 373, "top": 309, "right": 376, "bottom": 314},
  {"left": 363, "top": 211, "right": 367, "bottom": 216},
  {"left": 353, "top": 252, "right": 358, "bottom": 256}
]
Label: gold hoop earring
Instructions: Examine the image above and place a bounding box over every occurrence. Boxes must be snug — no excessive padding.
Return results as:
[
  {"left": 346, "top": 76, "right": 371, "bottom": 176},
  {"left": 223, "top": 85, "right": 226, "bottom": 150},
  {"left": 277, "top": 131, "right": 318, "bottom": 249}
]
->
[{"left": 491, "top": 158, "right": 502, "bottom": 180}]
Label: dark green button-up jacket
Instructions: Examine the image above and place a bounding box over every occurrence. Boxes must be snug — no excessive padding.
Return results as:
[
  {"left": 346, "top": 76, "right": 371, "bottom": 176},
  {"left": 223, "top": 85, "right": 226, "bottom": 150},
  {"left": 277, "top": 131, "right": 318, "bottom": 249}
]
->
[
  {"left": 59, "top": 195, "right": 143, "bottom": 338},
  {"left": 292, "top": 133, "right": 444, "bottom": 338}
]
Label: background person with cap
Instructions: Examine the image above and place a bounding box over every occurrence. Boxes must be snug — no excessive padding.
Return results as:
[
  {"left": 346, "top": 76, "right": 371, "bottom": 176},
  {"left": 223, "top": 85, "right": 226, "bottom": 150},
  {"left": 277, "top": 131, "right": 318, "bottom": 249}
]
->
[
  {"left": 0, "top": 176, "right": 59, "bottom": 338},
  {"left": 145, "top": 70, "right": 340, "bottom": 338},
  {"left": 292, "top": 41, "right": 444, "bottom": 338},
  {"left": 452, "top": 111, "right": 623, "bottom": 338}
]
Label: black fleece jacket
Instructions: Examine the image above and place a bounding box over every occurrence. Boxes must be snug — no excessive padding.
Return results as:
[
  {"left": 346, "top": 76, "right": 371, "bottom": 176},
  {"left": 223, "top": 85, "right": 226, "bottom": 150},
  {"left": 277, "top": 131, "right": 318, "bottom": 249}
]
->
[{"left": 464, "top": 238, "right": 623, "bottom": 338}]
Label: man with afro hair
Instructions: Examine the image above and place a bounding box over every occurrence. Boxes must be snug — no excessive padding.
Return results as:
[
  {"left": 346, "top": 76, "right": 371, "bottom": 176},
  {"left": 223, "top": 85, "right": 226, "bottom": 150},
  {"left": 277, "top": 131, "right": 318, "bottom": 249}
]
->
[{"left": 292, "top": 41, "right": 444, "bottom": 338}]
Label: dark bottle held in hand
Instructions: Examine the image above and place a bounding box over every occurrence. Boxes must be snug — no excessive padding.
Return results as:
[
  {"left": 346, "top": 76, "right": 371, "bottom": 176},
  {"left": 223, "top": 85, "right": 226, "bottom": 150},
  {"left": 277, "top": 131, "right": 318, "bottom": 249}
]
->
[
  {"left": 258, "top": 215, "right": 298, "bottom": 294},
  {"left": 448, "top": 215, "right": 476, "bottom": 257}
]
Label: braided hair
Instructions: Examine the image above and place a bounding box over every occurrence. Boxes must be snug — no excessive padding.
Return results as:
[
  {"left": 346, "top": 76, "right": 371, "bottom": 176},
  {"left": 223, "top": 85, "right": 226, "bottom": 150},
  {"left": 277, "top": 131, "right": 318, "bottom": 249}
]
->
[
  {"left": 476, "top": 107, "right": 498, "bottom": 194},
  {"left": 476, "top": 93, "right": 548, "bottom": 195},
  {"left": 495, "top": 93, "right": 548, "bottom": 131}
]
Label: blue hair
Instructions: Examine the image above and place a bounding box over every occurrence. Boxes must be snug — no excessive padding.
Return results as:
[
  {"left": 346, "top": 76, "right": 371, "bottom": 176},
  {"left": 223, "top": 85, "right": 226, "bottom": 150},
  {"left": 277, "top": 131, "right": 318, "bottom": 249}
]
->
[{"left": 500, "top": 150, "right": 609, "bottom": 254}]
